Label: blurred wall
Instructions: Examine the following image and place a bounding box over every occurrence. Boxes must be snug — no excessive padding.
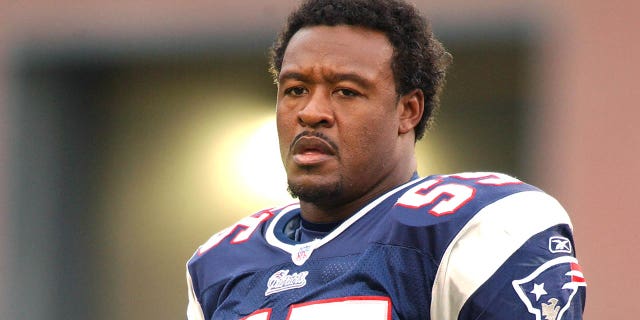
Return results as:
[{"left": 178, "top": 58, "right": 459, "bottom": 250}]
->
[
  {"left": 534, "top": 2, "right": 640, "bottom": 319},
  {"left": 0, "top": 1, "right": 638, "bottom": 319}
]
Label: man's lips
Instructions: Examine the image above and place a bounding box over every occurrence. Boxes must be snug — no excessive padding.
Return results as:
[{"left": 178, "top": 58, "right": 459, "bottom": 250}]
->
[{"left": 290, "top": 134, "right": 337, "bottom": 166}]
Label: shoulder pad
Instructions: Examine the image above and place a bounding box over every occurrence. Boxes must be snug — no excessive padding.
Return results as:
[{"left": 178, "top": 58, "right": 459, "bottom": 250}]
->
[{"left": 392, "top": 172, "right": 540, "bottom": 227}]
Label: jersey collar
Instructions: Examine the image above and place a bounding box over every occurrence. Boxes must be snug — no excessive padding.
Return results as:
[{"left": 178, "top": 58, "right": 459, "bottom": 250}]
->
[{"left": 265, "top": 175, "right": 424, "bottom": 265}]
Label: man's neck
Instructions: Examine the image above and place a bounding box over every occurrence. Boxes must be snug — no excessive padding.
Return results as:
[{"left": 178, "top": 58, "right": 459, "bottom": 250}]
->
[{"left": 298, "top": 170, "right": 418, "bottom": 223}]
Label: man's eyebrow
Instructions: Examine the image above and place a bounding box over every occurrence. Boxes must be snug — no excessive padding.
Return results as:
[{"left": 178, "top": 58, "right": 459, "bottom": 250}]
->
[
  {"left": 325, "top": 72, "right": 373, "bottom": 88},
  {"left": 278, "top": 71, "right": 309, "bottom": 83},
  {"left": 278, "top": 70, "right": 374, "bottom": 88}
]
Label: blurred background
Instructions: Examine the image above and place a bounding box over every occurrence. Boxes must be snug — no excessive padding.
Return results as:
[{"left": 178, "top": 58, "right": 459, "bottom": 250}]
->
[{"left": 0, "top": 0, "right": 637, "bottom": 319}]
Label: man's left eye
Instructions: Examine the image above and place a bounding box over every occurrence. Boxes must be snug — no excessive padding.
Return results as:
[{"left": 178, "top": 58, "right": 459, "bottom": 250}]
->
[{"left": 336, "top": 89, "right": 359, "bottom": 97}]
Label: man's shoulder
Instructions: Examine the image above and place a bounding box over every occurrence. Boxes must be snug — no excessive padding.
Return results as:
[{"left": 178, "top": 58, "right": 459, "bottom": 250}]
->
[
  {"left": 389, "top": 172, "right": 551, "bottom": 225},
  {"left": 186, "top": 205, "right": 293, "bottom": 271},
  {"left": 376, "top": 172, "right": 569, "bottom": 252}
]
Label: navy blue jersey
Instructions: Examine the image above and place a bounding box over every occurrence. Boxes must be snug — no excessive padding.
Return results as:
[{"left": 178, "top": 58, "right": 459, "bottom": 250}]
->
[{"left": 186, "top": 172, "right": 586, "bottom": 319}]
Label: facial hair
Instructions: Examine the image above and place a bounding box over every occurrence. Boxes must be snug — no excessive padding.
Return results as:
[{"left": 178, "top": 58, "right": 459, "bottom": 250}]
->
[{"left": 287, "top": 177, "right": 344, "bottom": 204}]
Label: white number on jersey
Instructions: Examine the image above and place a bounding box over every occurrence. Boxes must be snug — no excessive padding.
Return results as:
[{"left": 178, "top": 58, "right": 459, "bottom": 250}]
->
[
  {"left": 198, "top": 211, "right": 273, "bottom": 255},
  {"left": 242, "top": 296, "right": 391, "bottom": 320},
  {"left": 396, "top": 173, "right": 522, "bottom": 216}
]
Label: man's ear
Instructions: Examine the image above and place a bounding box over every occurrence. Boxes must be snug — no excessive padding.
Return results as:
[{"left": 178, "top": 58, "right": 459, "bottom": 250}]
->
[{"left": 398, "top": 89, "right": 424, "bottom": 135}]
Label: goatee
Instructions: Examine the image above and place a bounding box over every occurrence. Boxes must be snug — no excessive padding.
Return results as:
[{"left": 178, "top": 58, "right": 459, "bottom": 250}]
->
[{"left": 287, "top": 179, "right": 344, "bottom": 204}]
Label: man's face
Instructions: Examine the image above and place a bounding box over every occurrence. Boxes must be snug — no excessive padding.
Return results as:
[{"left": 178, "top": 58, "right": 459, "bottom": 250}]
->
[{"left": 276, "top": 25, "right": 403, "bottom": 208}]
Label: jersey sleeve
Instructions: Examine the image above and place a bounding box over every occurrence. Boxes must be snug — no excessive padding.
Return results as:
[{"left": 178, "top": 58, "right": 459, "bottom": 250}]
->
[
  {"left": 430, "top": 190, "right": 586, "bottom": 320},
  {"left": 186, "top": 262, "right": 206, "bottom": 320},
  {"left": 184, "top": 208, "right": 278, "bottom": 320}
]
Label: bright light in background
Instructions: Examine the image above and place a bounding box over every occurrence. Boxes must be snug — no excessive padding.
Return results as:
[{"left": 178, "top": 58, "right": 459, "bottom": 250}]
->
[
  {"left": 234, "top": 116, "right": 293, "bottom": 205},
  {"left": 204, "top": 106, "right": 294, "bottom": 217}
]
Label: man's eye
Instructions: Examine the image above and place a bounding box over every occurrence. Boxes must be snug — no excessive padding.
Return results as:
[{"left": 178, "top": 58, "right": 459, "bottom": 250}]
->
[
  {"left": 284, "top": 87, "right": 307, "bottom": 96},
  {"left": 336, "top": 88, "right": 359, "bottom": 97}
]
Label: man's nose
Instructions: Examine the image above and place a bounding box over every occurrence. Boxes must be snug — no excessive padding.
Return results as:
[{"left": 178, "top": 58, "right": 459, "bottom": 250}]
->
[{"left": 297, "top": 91, "right": 335, "bottom": 128}]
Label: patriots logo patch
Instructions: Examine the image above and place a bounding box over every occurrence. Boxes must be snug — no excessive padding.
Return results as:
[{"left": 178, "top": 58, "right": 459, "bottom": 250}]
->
[{"left": 512, "top": 256, "right": 586, "bottom": 320}]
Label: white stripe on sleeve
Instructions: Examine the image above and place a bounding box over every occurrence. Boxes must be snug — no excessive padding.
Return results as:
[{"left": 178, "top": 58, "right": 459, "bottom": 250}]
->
[
  {"left": 430, "top": 191, "right": 573, "bottom": 319},
  {"left": 186, "top": 265, "right": 206, "bottom": 320}
]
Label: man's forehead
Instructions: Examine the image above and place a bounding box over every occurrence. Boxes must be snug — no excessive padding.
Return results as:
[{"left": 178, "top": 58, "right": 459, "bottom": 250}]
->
[
  {"left": 288, "top": 25, "right": 391, "bottom": 51},
  {"left": 280, "top": 25, "right": 394, "bottom": 79}
]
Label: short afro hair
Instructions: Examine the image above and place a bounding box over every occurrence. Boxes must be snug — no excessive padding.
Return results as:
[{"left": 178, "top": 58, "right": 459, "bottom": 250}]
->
[{"left": 269, "top": 0, "right": 451, "bottom": 140}]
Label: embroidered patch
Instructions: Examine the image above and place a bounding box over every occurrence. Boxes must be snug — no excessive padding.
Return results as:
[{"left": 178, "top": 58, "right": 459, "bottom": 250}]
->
[
  {"left": 548, "top": 236, "right": 572, "bottom": 254},
  {"left": 292, "top": 243, "right": 315, "bottom": 266},
  {"left": 265, "top": 269, "right": 309, "bottom": 296},
  {"left": 512, "top": 256, "right": 586, "bottom": 320}
]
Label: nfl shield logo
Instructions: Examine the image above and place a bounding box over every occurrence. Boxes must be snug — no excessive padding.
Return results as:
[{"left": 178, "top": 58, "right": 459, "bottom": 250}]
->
[
  {"left": 512, "top": 256, "right": 586, "bottom": 320},
  {"left": 291, "top": 243, "right": 315, "bottom": 266}
]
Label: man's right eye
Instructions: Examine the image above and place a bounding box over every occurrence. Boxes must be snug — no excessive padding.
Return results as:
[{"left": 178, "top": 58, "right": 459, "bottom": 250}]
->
[{"left": 284, "top": 87, "right": 307, "bottom": 96}]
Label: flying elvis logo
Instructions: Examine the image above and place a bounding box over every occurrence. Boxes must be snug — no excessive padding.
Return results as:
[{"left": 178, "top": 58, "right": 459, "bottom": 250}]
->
[
  {"left": 265, "top": 269, "right": 309, "bottom": 296},
  {"left": 513, "top": 256, "right": 586, "bottom": 320}
]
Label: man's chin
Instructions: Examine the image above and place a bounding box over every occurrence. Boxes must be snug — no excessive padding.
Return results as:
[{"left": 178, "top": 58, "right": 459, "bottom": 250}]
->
[{"left": 287, "top": 179, "right": 343, "bottom": 204}]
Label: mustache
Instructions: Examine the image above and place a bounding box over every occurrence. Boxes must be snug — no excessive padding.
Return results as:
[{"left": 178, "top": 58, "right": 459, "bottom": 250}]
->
[{"left": 289, "top": 131, "right": 339, "bottom": 154}]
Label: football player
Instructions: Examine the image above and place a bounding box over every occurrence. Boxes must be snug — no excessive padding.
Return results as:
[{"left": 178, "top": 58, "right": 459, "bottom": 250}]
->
[{"left": 186, "top": 0, "right": 586, "bottom": 319}]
